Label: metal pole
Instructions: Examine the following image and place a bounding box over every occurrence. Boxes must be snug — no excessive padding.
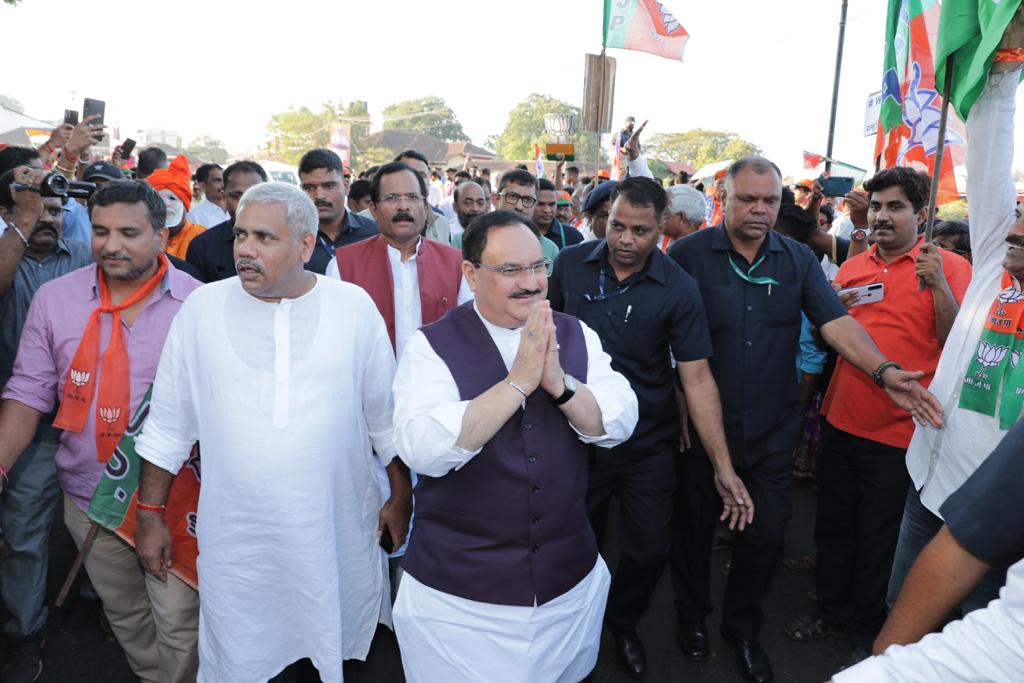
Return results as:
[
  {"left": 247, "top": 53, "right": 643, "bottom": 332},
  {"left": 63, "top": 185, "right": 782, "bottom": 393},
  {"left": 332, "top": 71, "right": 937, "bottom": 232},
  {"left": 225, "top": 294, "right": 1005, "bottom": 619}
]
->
[
  {"left": 824, "top": 0, "right": 849, "bottom": 175},
  {"left": 924, "top": 54, "right": 956, "bottom": 245}
]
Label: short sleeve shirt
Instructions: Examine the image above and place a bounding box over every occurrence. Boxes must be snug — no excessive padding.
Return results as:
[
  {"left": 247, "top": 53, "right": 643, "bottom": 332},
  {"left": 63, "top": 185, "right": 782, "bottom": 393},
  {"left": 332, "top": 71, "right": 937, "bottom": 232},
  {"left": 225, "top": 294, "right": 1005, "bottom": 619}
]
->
[
  {"left": 549, "top": 241, "right": 712, "bottom": 462},
  {"left": 941, "top": 419, "right": 1024, "bottom": 567},
  {"left": 668, "top": 225, "right": 847, "bottom": 466}
]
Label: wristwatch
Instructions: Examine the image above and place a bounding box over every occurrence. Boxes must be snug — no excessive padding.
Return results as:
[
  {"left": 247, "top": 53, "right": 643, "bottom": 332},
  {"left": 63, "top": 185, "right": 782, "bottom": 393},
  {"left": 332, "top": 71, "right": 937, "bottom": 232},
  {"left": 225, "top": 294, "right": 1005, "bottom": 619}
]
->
[
  {"left": 550, "top": 374, "right": 578, "bottom": 406},
  {"left": 852, "top": 228, "right": 867, "bottom": 242},
  {"left": 872, "top": 361, "right": 902, "bottom": 387}
]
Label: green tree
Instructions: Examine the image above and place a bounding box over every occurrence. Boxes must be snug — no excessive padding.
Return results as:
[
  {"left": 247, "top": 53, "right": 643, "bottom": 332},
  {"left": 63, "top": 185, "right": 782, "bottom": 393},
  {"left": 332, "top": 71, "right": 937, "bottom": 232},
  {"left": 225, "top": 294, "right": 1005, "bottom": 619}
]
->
[
  {"left": 382, "top": 96, "right": 468, "bottom": 142},
  {"left": 3, "top": 0, "right": 20, "bottom": 6},
  {"left": 646, "top": 129, "right": 761, "bottom": 168},
  {"left": 490, "top": 93, "right": 601, "bottom": 162},
  {"left": 264, "top": 104, "right": 336, "bottom": 165},
  {"left": 937, "top": 199, "right": 968, "bottom": 220},
  {"left": 186, "top": 135, "right": 229, "bottom": 164},
  {"left": 340, "top": 100, "right": 371, "bottom": 153},
  {"left": 356, "top": 146, "right": 396, "bottom": 169}
]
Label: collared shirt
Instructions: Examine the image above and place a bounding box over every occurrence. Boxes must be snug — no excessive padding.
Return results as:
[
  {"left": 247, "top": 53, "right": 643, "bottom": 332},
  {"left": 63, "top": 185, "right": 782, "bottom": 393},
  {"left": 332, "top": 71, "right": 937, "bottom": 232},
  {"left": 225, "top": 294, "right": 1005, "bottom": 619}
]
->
[
  {"left": 1, "top": 263, "right": 201, "bottom": 511},
  {"left": 542, "top": 220, "right": 584, "bottom": 251},
  {"left": 906, "top": 69, "right": 1022, "bottom": 517},
  {"left": 60, "top": 200, "right": 92, "bottom": 244},
  {"left": 669, "top": 225, "right": 847, "bottom": 465},
  {"left": 187, "top": 200, "right": 230, "bottom": 229},
  {"left": 185, "top": 218, "right": 235, "bottom": 283},
  {"left": 324, "top": 239, "right": 473, "bottom": 357},
  {"left": 822, "top": 238, "right": 972, "bottom": 449},
  {"left": 305, "top": 210, "right": 379, "bottom": 275},
  {"left": 549, "top": 240, "right": 712, "bottom": 461},
  {"left": 393, "top": 303, "right": 638, "bottom": 478},
  {"left": 0, "top": 238, "right": 93, "bottom": 389}
]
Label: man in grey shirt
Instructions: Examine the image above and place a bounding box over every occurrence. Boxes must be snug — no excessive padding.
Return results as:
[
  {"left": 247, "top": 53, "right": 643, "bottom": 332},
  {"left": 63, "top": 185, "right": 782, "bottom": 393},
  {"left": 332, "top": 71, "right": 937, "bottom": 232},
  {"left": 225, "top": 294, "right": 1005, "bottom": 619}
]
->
[{"left": 0, "top": 166, "right": 92, "bottom": 683}]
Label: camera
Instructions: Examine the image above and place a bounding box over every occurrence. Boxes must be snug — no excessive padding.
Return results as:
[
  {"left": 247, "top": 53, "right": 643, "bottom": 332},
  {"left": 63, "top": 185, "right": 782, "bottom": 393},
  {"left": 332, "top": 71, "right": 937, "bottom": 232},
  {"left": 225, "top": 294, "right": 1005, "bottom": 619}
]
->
[{"left": 13, "top": 173, "right": 96, "bottom": 200}]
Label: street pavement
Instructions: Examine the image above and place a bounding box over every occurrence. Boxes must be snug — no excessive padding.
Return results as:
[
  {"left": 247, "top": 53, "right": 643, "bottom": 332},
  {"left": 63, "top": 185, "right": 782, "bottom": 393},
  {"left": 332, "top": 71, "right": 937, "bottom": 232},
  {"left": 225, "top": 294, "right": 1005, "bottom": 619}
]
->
[{"left": 11, "top": 479, "right": 852, "bottom": 682}]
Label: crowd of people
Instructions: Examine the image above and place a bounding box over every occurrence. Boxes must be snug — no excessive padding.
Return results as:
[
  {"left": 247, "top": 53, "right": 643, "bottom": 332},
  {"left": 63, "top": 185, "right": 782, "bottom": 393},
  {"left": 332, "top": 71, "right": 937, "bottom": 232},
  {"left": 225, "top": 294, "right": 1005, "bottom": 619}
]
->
[{"left": 0, "top": 58, "right": 1023, "bottom": 683}]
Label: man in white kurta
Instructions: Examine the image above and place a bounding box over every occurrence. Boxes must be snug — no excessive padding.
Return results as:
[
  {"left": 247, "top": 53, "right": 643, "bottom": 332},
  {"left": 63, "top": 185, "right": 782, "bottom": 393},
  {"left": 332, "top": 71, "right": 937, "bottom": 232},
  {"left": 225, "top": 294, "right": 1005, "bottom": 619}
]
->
[
  {"left": 391, "top": 212, "right": 639, "bottom": 682},
  {"left": 134, "top": 182, "right": 400, "bottom": 683}
]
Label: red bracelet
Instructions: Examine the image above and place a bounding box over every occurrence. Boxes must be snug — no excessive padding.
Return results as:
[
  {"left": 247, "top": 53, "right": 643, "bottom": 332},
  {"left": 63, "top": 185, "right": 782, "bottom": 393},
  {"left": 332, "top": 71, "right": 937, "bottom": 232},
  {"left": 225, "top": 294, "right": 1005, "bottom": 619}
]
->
[
  {"left": 136, "top": 500, "right": 166, "bottom": 512},
  {"left": 40, "top": 143, "right": 55, "bottom": 155}
]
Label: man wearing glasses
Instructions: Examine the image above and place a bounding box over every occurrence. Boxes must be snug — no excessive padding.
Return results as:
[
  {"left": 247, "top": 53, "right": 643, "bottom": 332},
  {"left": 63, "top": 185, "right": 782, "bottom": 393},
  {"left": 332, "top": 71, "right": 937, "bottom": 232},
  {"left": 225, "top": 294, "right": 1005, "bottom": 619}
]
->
[
  {"left": 549, "top": 176, "right": 747, "bottom": 677},
  {"left": 492, "top": 168, "right": 560, "bottom": 265},
  {"left": 391, "top": 211, "right": 638, "bottom": 682}
]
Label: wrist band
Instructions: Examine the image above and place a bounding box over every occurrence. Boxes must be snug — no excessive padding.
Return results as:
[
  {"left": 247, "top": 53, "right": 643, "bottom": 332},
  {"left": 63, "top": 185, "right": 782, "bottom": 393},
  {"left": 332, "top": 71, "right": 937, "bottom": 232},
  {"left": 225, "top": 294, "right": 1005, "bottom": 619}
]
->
[
  {"left": 40, "top": 143, "right": 55, "bottom": 154},
  {"left": 137, "top": 501, "right": 167, "bottom": 513},
  {"left": 872, "top": 361, "right": 902, "bottom": 387},
  {"left": 504, "top": 379, "right": 528, "bottom": 400}
]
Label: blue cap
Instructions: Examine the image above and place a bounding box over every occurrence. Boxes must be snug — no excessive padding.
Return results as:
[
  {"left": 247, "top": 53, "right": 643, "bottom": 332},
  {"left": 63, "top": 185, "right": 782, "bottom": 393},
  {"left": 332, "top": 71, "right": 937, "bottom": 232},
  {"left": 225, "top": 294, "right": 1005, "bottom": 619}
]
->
[{"left": 581, "top": 179, "right": 618, "bottom": 214}]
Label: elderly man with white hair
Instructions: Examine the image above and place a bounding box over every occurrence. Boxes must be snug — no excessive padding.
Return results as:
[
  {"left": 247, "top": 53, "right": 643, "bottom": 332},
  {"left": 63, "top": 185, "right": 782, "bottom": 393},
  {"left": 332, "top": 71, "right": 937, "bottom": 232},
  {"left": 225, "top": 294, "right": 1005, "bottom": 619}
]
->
[
  {"left": 133, "top": 182, "right": 400, "bottom": 683},
  {"left": 662, "top": 184, "right": 707, "bottom": 250}
]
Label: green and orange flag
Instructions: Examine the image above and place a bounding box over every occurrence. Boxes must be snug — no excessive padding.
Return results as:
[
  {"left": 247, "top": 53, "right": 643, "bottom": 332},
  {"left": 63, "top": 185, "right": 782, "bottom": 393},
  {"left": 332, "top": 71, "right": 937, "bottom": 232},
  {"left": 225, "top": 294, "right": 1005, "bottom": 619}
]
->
[
  {"left": 603, "top": 0, "right": 689, "bottom": 62},
  {"left": 88, "top": 385, "right": 201, "bottom": 589}
]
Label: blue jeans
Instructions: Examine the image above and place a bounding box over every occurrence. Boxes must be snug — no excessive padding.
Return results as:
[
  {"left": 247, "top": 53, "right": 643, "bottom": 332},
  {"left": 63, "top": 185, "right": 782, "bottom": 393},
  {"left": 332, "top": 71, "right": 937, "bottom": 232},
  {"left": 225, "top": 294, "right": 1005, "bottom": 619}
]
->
[
  {"left": 0, "top": 435, "right": 60, "bottom": 642},
  {"left": 887, "top": 485, "right": 1009, "bottom": 614}
]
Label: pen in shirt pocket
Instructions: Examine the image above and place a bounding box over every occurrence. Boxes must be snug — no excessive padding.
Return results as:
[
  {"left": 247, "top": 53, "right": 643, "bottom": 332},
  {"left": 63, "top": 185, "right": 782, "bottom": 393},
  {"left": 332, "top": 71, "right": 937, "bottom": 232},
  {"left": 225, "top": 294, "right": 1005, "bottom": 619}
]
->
[{"left": 624, "top": 304, "right": 632, "bottom": 323}]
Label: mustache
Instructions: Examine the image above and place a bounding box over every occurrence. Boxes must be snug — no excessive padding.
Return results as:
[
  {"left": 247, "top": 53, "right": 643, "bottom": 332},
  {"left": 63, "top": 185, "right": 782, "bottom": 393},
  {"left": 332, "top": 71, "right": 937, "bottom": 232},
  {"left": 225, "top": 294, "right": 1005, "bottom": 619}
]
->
[
  {"left": 510, "top": 288, "right": 542, "bottom": 299},
  {"left": 392, "top": 211, "right": 415, "bottom": 222},
  {"left": 314, "top": 200, "right": 334, "bottom": 208},
  {"left": 235, "top": 257, "right": 264, "bottom": 273},
  {"left": 101, "top": 253, "right": 129, "bottom": 261},
  {"left": 1006, "top": 236, "right": 1024, "bottom": 249}
]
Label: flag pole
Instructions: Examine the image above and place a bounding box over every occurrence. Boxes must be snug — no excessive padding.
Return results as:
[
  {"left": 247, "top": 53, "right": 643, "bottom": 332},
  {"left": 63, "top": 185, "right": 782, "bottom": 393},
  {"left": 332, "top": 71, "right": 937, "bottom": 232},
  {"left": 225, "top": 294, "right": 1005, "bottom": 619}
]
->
[
  {"left": 824, "top": 0, "right": 849, "bottom": 175},
  {"left": 55, "top": 522, "right": 99, "bottom": 607},
  {"left": 918, "top": 53, "right": 956, "bottom": 290}
]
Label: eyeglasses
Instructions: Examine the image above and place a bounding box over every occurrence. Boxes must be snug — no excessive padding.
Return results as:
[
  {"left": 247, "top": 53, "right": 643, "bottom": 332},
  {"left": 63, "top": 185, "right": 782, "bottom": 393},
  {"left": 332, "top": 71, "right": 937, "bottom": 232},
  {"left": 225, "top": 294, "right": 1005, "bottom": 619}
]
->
[
  {"left": 475, "top": 260, "right": 551, "bottom": 278},
  {"left": 378, "top": 193, "right": 424, "bottom": 205},
  {"left": 498, "top": 192, "right": 537, "bottom": 208}
]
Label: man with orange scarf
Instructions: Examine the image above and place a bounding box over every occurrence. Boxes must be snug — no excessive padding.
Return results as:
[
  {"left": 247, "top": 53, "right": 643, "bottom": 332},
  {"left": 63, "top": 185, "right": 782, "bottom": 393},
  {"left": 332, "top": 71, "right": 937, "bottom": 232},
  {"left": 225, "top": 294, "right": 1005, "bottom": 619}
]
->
[
  {"left": 147, "top": 155, "right": 206, "bottom": 260},
  {"left": 0, "top": 180, "right": 202, "bottom": 682}
]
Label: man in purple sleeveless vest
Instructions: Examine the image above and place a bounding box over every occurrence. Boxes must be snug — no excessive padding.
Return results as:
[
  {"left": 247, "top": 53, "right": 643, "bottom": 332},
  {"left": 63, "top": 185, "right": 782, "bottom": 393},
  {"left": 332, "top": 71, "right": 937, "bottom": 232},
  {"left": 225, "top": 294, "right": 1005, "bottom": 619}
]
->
[{"left": 391, "top": 211, "right": 638, "bottom": 682}]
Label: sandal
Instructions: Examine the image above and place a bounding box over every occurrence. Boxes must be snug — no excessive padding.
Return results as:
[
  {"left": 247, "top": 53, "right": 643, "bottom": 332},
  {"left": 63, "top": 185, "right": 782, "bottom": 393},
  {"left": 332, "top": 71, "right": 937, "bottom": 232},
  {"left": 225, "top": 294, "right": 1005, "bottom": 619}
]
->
[{"left": 784, "top": 616, "right": 845, "bottom": 642}]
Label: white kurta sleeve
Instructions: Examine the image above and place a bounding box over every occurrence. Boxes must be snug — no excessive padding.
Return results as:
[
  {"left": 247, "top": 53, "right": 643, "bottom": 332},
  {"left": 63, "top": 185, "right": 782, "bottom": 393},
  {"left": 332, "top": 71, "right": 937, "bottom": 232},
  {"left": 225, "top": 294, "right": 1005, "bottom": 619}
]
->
[
  {"left": 358, "top": 295, "right": 399, "bottom": 468},
  {"left": 135, "top": 304, "right": 199, "bottom": 475},
  {"left": 834, "top": 558, "right": 1024, "bottom": 683},
  {"left": 573, "top": 321, "right": 639, "bottom": 448},
  {"left": 393, "top": 330, "right": 481, "bottom": 477},
  {"left": 964, "top": 67, "right": 1019, "bottom": 272},
  {"left": 626, "top": 154, "right": 654, "bottom": 179}
]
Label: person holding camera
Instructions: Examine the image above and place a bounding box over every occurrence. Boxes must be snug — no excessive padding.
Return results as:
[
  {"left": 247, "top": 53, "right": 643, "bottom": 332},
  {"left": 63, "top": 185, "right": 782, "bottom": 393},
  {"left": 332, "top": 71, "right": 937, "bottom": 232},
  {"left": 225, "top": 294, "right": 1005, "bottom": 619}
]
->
[{"left": 0, "top": 165, "right": 93, "bottom": 683}]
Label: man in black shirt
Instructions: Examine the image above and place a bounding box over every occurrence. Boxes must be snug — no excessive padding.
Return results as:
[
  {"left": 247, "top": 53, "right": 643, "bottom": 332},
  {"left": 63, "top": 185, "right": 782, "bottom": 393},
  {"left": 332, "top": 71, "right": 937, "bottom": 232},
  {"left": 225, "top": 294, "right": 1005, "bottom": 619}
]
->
[
  {"left": 536, "top": 177, "right": 583, "bottom": 250},
  {"left": 298, "top": 149, "right": 378, "bottom": 274},
  {"left": 185, "top": 161, "right": 267, "bottom": 283},
  {"left": 549, "top": 177, "right": 751, "bottom": 677},
  {"left": 667, "top": 157, "right": 943, "bottom": 683}
]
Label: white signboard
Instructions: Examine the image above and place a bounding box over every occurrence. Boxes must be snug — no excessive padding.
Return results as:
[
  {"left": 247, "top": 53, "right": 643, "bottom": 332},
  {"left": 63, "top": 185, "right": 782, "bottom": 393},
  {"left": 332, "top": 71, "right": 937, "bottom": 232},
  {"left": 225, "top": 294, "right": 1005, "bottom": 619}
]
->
[{"left": 864, "top": 90, "right": 882, "bottom": 137}]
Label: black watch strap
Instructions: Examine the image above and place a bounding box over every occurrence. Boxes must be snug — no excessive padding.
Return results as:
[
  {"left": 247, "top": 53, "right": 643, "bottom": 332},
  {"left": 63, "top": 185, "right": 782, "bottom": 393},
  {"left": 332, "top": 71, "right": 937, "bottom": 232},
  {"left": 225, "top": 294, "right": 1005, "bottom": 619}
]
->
[{"left": 872, "top": 361, "right": 902, "bottom": 387}]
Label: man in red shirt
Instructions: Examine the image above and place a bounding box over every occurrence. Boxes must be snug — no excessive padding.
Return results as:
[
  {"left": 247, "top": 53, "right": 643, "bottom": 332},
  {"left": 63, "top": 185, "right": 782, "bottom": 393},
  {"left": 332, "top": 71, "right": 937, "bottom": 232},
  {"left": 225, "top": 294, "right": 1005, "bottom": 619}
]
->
[{"left": 784, "top": 167, "right": 972, "bottom": 662}]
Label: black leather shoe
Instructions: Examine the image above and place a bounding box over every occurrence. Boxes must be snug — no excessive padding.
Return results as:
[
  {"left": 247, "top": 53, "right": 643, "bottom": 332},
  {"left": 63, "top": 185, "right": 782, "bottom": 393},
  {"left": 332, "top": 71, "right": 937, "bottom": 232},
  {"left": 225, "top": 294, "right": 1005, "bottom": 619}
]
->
[
  {"left": 608, "top": 626, "right": 647, "bottom": 678},
  {"left": 721, "top": 629, "right": 773, "bottom": 683},
  {"left": 676, "top": 619, "right": 710, "bottom": 662}
]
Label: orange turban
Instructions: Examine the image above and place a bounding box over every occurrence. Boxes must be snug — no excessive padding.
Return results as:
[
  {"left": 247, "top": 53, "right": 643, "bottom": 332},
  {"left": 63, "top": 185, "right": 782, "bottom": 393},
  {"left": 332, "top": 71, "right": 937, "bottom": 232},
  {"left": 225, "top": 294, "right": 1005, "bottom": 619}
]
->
[{"left": 146, "top": 155, "right": 193, "bottom": 210}]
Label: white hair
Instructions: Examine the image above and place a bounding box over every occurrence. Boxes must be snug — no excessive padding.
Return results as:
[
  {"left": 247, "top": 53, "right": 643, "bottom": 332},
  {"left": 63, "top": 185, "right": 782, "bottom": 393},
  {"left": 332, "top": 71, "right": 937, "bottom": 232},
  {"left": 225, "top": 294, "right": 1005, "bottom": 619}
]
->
[
  {"left": 236, "top": 181, "right": 317, "bottom": 240},
  {"left": 667, "top": 185, "right": 707, "bottom": 224}
]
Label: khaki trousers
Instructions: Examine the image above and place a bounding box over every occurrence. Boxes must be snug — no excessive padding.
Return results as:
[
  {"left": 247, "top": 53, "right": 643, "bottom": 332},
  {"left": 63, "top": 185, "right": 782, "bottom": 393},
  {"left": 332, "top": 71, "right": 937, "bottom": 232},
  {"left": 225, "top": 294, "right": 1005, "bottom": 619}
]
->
[{"left": 64, "top": 493, "right": 199, "bottom": 683}]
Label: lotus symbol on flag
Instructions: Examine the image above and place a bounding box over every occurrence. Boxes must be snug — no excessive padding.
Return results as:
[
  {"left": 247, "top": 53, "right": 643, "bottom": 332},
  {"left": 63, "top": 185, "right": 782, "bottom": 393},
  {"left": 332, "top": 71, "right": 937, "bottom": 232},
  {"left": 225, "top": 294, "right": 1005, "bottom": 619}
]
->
[
  {"left": 997, "top": 286, "right": 1024, "bottom": 304},
  {"left": 898, "top": 63, "right": 966, "bottom": 170},
  {"left": 977, "top": 341, "right": 1009, "bottom": 369},
  {"left": 1012, "top": 351, "right": 1021, "bottom": 370},
  {"left": 70, "top": 369, "right": 91, "bottom": 387},
  {"left": 99, "top": 406, "right": 121, "bottom": 424}
]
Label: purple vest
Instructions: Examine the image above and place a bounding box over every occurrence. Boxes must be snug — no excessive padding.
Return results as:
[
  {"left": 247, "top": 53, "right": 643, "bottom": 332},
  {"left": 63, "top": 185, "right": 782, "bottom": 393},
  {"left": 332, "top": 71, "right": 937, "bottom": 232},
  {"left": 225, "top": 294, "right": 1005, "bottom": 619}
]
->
[{"left": 402, "top": 302, "right": 597, "bottom": 606}]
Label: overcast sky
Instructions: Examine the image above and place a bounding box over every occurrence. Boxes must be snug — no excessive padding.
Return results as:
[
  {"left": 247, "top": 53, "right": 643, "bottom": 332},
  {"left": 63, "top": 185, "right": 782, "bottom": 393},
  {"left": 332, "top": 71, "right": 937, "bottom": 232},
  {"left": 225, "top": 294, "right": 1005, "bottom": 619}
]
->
[{"left": 3, "top": 0, "right": 1023, "bottom": 175}]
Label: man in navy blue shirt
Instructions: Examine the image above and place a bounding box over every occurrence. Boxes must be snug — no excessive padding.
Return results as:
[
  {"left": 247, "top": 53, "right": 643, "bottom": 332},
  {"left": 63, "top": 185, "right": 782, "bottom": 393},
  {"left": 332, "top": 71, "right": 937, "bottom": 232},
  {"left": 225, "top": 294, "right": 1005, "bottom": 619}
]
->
[
  {"left": 549, "top": 176, "right": 751, "bottom": 677},
  {"left": 536, "top": 178, "right": 584, "bottom": 249},
  {"left": 667, "top": 157, "right": 943, "bottom": 683}
]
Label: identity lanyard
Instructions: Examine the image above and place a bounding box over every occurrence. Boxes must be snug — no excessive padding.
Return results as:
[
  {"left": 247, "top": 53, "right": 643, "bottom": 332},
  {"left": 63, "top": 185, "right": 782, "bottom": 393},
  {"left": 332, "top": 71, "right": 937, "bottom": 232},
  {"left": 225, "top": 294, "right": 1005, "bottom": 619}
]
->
[
  {"left": 728, "top": 253, "right": 780, "bottom": 295},
  {"left": 584, "top": 269, "right": 633, "bottom": 302}
]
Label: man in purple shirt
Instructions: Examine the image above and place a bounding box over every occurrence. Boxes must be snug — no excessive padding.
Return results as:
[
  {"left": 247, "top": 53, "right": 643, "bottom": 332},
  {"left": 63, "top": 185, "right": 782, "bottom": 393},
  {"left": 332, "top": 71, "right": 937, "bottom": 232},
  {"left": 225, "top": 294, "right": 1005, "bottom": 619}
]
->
[{"left": 0, "top": 180, "right": 201, "bottom": 683}]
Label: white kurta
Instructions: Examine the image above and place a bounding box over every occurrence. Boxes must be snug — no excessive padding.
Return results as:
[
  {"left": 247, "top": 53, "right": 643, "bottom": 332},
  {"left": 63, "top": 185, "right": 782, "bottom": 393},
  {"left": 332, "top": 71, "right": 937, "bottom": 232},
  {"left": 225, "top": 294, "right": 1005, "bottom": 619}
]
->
[
  {"left": 390, "top": 304, "right": 639, "bottom": 682},
  {"left": 136, "top": 276, "right": 397, "bottom": 683}
]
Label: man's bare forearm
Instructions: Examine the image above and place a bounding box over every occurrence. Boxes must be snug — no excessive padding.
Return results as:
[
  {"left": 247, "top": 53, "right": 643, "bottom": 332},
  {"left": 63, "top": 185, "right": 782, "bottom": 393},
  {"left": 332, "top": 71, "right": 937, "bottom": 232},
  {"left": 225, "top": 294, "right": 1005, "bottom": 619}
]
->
[
  {"left": 455, "top": 381, "right": 527, "bottom": 452},
  {"left": 821, "top": 315, "right": 887, "bottom": 376},
  {"left": 931, "top": 281, "right": 959, "bottom": 348},
  {"left": 679, "top": 361, "right": 732, "bottom": 471},
  {"left": 873, "top": 526, "right": 990, "bottom": 654},
  {"left": 138, "top": 460, "right": 175, "bottom": 508},
  {"left": 385, "top": 458, "right": 412, "bottom": 495},
  {"left": 556, "top": 384, "right": 604, "bottom": 437},
  {"left": 0, "top": 399, "right": 44, "bottom": 472}
]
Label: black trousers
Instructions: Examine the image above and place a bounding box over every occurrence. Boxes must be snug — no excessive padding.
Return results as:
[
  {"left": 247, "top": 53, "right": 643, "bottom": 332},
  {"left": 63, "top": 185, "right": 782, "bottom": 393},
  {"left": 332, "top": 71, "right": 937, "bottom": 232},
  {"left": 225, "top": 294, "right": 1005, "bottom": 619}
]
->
[
  {"left": 815, "top": 422, "right": 909, "bottom": 650},
  {"left": 670, "top": 442, "right": 792, "bottom": 640},
  {"left": 269, "top": 658, "right": 362, "bottom": 682},
  {"left": 587, "top": 449, "right": 676, "bottom": 631}
]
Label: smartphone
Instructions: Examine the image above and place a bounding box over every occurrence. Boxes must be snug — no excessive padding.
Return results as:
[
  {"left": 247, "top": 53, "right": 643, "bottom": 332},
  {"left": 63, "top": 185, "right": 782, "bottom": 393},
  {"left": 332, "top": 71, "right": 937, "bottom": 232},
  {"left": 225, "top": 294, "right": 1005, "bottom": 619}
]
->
[
  {"left": 120, "top": 138, "right": 137, "bottom": 158},
  {"left": 63, "top": 109, "right": 78, "bottom": 126},
  {"left": 82, "top": 98, "right": 105, "bottom": 126},
  {"left": 838, "top": 282, "right": 884, "bottom": 307},
  {"left": 819, "top": 175, "right": 855, "bottom": 198}
]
